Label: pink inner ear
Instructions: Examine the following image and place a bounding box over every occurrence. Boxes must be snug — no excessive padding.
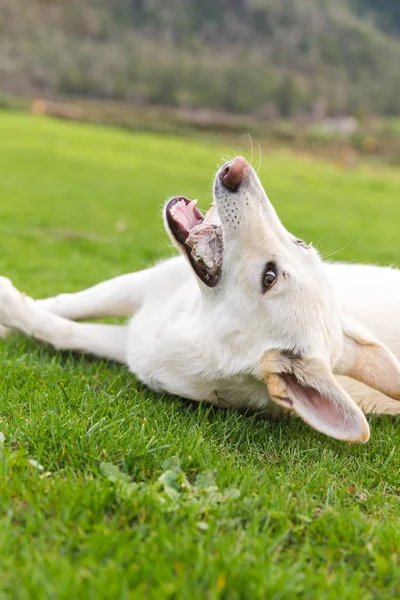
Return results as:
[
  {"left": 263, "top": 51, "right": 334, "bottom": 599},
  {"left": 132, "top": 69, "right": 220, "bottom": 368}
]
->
[
  {"left": 279, "top": 374, "right": 369, "bottom": 443},
  {"left": 284, "top": 375, "right": 345, "bottom": 424}
]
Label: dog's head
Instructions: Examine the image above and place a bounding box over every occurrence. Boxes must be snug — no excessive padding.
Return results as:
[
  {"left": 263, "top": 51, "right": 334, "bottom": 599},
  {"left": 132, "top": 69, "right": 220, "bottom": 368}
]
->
[{"left": 165, "top": 157, "right": 400, "bottom": 442}]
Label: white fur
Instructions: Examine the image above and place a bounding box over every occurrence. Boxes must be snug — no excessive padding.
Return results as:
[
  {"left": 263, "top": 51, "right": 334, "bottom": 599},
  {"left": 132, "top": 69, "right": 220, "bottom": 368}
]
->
[{"left": 0, "top": 158, "right": 399, "bottom": 442}]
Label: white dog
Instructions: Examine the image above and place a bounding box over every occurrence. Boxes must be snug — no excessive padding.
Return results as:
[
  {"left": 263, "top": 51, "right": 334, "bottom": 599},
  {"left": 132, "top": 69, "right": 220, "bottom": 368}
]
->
[{"left": 1, "top": 157, "right": 399, "bottom": 442}]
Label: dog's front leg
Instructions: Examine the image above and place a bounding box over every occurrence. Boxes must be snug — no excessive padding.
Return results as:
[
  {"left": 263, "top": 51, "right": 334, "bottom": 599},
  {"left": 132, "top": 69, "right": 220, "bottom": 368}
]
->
[
  {"left": 0, "top": 271, "right": 150, "bottom": 335},
  {"left": 35, "top": 257, "right": 189, "bottom": 321},
  {"left": 0, "top": 278, "right": 128, "bottom": 363},
  {"left": 36, "top": 272, "right": 151, "bottom": 321}
]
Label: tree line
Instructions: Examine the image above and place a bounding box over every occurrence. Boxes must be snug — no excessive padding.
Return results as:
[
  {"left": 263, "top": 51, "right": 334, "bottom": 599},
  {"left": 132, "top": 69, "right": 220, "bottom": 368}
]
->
[{"left": 1, "top": 0, "right": 400, "bottom": 117}]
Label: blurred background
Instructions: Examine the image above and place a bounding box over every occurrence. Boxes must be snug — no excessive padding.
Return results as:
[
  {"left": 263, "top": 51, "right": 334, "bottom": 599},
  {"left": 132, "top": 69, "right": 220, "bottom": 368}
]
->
[{"left": 1, "top": 0, "right": 400, "bottom": 161}]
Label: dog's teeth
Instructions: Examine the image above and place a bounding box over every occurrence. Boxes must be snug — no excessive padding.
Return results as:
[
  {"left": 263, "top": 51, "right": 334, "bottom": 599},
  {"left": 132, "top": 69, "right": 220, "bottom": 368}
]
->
[{"left": 188, "top": 200, "right": 198, "bottom": 210}]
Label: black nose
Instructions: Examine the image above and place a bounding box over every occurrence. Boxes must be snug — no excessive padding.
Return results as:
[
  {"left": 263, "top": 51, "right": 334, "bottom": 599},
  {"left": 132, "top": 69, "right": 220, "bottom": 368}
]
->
[{"left": 220, "top": 156, "right": 249, "bottom": 190}]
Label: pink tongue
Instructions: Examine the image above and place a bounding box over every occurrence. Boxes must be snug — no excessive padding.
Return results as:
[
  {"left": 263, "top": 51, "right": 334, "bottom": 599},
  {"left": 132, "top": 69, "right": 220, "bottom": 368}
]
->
[{"left": 175, "top": 202, "right": 202, "bottom": 231}]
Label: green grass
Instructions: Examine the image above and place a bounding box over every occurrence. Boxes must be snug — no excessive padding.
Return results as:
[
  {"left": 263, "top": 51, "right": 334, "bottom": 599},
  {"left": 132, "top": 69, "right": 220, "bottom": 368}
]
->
[{"left": 0, "top": 112, "right": 399, "bottom": 599}]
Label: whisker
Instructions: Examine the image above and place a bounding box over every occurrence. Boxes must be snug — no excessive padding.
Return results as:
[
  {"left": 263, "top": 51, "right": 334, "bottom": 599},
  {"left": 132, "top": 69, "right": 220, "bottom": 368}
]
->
[
  {"left": 257, "top": 143, "right": 262, "bottom": 173},
  {"left": 313, "top": 237, "right": 324, "bottom": 251},
  {"left": 321, "top": 244, "right": 350, "bottom": 261},
  {"left": 247, "top": 133, "right": 254, "bottom": 167}
]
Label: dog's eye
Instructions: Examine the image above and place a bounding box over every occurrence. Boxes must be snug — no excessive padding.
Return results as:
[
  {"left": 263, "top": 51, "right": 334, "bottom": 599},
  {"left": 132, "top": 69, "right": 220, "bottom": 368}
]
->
[{"left": 262, "top": 264, "right": 277, "bottom": 292}]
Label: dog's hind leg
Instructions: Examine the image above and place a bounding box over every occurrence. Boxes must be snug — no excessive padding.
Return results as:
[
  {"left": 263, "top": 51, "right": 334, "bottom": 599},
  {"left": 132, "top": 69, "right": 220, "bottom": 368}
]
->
[
  {"left": 36, "top": 257, "right": 189, "bottom": 321},
  {"left": 0, "top": 278, "right": 128, "bottom": 363}
]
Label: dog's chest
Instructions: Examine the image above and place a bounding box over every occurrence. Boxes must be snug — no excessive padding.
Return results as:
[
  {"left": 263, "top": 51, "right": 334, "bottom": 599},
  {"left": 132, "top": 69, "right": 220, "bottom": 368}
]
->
[
  {"left": 126, "top": 309, "right": 275, "bottom": 413},
  {"left": 125, "top": 303, "right": 215, "bottom": 400}
]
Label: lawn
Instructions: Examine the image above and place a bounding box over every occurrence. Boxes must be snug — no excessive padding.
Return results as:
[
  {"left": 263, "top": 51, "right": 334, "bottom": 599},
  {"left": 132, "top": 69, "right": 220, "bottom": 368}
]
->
[{"left": 0, "top": 112, "right": 399, "bottom": 599}]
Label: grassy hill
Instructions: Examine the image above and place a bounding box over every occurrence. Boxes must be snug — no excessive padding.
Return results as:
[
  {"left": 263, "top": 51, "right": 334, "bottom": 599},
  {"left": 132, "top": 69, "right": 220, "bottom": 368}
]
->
[
  {"left": 0, "top": 113, "right": 399, "bottom": 598},
  {"left": 1, "top": 0, "right": 400, "bottom": 116}
]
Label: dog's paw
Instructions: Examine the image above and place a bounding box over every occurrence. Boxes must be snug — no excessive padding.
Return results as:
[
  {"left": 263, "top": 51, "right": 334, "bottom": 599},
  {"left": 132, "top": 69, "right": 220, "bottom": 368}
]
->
[{"left": 0, "top": 277, "right": 29, "bottom": 330}]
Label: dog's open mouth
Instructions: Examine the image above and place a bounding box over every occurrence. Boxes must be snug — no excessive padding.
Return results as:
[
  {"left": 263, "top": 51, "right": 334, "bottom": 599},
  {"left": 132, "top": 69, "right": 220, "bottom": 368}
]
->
[{"left": 166, "top": 197, "right": 223, "bottom": 287}]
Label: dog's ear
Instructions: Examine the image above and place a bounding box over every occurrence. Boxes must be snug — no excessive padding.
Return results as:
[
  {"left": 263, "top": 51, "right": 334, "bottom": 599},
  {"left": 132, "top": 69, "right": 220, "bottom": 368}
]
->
[
  {"left": 335, "top": 315, "right": 400, "bottom": 401},
  {"left": 258, "top": 350, "right": 370, "bottom": 443}
]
